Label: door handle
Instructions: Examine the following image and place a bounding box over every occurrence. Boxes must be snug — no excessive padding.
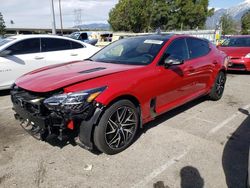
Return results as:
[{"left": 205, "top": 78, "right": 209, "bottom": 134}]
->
[
  {"left": 34, "top": 56, "right": 44, "bottom": 60},
  {"left": 70, "top": 53, "right": 78, "bottom": 56}
]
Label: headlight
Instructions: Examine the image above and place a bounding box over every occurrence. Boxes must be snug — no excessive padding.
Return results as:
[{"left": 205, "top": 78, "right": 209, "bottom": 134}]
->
[
  {"left": 43, "top": 86, "right": 106, "bottom": 113},
  {"left": 245, "top": 53, "right": 250, "bottom": 58}
]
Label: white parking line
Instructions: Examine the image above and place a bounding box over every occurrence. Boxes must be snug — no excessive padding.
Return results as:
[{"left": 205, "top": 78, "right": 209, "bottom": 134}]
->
[
  {"left": 131, "top": 151, "right": 188, "bottom": 188},
  {"left": 209, "top": 103, "right": 250, "bottom": 134},
  {"left": 180, "top": 103, "right": 222, "bottom": 123}
]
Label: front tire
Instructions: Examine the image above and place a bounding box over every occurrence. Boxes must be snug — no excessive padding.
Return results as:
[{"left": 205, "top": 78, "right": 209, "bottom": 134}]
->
[
  {"left": 209, "top": 71, "right": 226, "bottom": 101},
  {"left": 93, "top": 100, "right": 139, "bottom": 155}
]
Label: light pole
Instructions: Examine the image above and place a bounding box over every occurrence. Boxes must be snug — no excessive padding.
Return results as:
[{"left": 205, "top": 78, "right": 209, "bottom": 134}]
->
[
  {"left": 50, "top": 0, "right": 56, "bottom": 34},
  {"left": 59, "top": 0, "right": 63, "bottom": 35}
]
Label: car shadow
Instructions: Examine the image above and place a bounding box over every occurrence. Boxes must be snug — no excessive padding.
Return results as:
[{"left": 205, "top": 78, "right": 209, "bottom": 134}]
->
[
  {"left": 5, "top": 56, "right": 25, "bottom": 65},
  {"left": 135, "top": 96, "right": 206, "bottom": 141},
  {"left": 180, "top": 166, "right": 204, "bottom": 188},
  {"left": 227, "top": 70, "right": 250, "bottom": 75},
  {"left": 44, "top": 131, "right": 103, "bottom": 155},
  {"left": 222, "top": 108, "right": 250, "bottom": 188},
  {"left": 44, "top": 96, "right": 206, "bottom": 155},
  {"left": 153, "top": 166, "right": 204, "bottom": 188},
  {"left": 0, "top": 89, "right": 10, "bottom": 96}
]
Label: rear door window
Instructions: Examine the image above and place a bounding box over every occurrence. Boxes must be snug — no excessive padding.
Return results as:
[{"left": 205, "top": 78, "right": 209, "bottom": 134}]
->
[
  {"left": 6, "top": 38, "right": 40, "bottom": 55},
  {"left": 41, "top": 38, "right": 72, "bottom": 52},
  {"left": 186, "top": 38, "right": 210, "bottom": 59}
]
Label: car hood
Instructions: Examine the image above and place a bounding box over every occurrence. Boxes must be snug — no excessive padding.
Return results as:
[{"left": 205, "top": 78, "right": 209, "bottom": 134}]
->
[
  {"left": 218, "top": 47, "right": 250, "bottom": 57},
  {"left": 15, "top": 61, "right": 143, "bottom": 93}
]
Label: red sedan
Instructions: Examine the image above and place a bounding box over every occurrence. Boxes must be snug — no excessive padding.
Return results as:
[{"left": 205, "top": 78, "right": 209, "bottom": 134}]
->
[
  {"left": 11, "top": 35, "right": 227, "bottom": 154},
  {"left": 218, "top": 35, "right": 250, "bottom": 71}
]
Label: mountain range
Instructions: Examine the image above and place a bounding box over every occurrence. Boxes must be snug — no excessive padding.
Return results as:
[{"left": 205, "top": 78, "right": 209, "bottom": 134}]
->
[{"left": 206, "top": 0, "right": 250, "bottom": 29}]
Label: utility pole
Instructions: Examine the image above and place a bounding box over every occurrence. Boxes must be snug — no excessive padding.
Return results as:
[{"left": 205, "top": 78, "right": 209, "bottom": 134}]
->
[
  {"left": 59, "top": 0, "right": 63, "bottom": 35},
  {"left": 50, "top": 0, "right": 56, "bottom": 35},
  {"left": 74, "top": 9, "right": 82, "bottom": 29}
]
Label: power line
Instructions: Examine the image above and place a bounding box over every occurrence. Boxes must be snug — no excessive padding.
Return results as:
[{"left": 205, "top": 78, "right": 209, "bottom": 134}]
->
[{"left": 74, "top": 9, "right": 82, "bottom": 27}]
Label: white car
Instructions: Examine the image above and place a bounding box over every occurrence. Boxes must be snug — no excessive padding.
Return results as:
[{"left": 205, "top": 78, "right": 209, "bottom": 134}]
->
[{"left": 0, "top": 35, "right": 100, "bottom": 90}]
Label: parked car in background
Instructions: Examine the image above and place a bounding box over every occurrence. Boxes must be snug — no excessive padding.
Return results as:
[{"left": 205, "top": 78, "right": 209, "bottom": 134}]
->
[
  {"left": 11, "top": 35, "right": 227, "bottom": 154},
  {"left": 218, "top": 35, "right": 250, "bottom": 71},
  {"left": 69, "top": 32, "right": 98, "bottom": 46},
  {"left": 0, "top": 35, "right": 100, "bottom": 90},
  {"left": 99, "top": 32, "right": 113, "bottom": 42}
]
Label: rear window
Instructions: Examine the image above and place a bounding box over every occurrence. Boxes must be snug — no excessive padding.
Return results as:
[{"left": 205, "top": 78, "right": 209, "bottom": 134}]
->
[{"left": 221, "top": 37, "right": 250, "bottom": 47}]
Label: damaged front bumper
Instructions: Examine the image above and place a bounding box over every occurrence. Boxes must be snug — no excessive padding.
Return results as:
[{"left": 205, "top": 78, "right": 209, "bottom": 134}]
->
[{"left": 11, "top": 87, "right": 104, "bottom": 150}]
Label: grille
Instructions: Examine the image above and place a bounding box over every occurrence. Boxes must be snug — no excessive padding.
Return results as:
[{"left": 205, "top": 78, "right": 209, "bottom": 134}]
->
[
  {"left": 11, "top": 86, "right": 49, "bottom": 115},
  {"left": 228, "top": 63, "right": 246, "bottom": 69}
]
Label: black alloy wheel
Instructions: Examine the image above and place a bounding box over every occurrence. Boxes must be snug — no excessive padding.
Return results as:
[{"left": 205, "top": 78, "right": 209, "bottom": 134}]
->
[
  {"left": 215, "top": 72, "right": 226, "bottom": 96},
  {"left": 209, "top": 71, "right": 226, "bottom": 101},
  {"left": 94, "top": 100, "right": 139, "bottom": 155},
  {"left": 105, "top": 106, "right": 137, "bottom": 149}
]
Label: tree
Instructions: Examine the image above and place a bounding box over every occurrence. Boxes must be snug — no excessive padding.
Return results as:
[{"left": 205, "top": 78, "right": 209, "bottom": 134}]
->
[
  {"left": 170, "top": 0, "right": 214, "bottom": 30},
  {"left": 0, "top": 12, "right": 6, "bottom": 36},
  {"left": 241, "top": 10, "right": 250, "bottom": 35},
  {"left": 148, "top": 0, "right": 170, "bottom": 31},
  {"left": 220, "top": 13, "right": 236, "bottom": 35},
  {"left": 108, "top": 0, "right": 213, "bottom": 32},
  {"left": 108, "top": 0, "right": 147, "bottom": 32}
]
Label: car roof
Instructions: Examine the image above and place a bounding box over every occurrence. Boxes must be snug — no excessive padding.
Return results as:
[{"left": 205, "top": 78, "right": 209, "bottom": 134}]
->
[
  {"left": 71, "top": 31, "right": 90, "bottom": 34},
  {"left": 0, "top": 34, "right": 94, "bottom": 50},
  {"left": 5, "top": 34, "right": 93, "bottom": 47},
  {"left": 8, "top": 34, "right": 74, "bottom": 40},
  {"left": 128, "top": 34, "right": 208, "bottom": 42},
  {"left": 127, "top": 34, "right": 174, "bottom": 42}
]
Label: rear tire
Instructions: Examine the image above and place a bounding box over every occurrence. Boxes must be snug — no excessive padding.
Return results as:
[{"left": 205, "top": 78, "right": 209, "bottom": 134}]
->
[
  {"left": 209, "top": 71, "right": 226, "bottom": 101},
  {"left": 93, "top": 100, "right": 139, "bottom": 155}
]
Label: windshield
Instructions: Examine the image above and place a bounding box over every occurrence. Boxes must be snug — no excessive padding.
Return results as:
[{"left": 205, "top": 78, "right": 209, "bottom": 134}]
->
[
  {"left": 69, "top": 33, "right": 80, "bottom": 40},
  {"left": 221, "top": 37, "right": 250, "bottom": 47},
  {"left": 0, "top": 38, "right": 15, "bottom": 47},
  {"left": 90, "top": 37, "right": 167, "bottom": 65}
]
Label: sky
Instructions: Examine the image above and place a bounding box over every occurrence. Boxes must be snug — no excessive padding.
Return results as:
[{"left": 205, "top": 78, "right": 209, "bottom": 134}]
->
[
  {"left": 209, "top": 0, "right": 246, "bottom": 9},
  {"left": 0, "top": 0, "right": 247, "bottom": 29}
]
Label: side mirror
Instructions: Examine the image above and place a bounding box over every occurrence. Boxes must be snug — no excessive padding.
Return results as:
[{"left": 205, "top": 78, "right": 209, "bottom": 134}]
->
[
  {"left": 0, "top": 50, "right": 11, "bottom": 57},
  {"left": 164, "top": 56, "right": 183, "bottom": 68}
]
